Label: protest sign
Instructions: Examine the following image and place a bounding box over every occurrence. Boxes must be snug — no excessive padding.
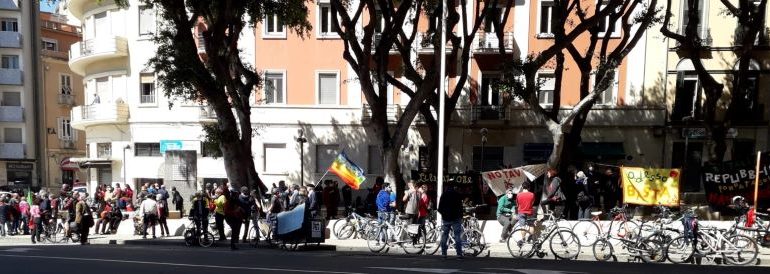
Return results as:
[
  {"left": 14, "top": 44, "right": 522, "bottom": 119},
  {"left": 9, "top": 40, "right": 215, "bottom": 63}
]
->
[
  {"left": 702, "top": 152, "right": 770, "bottom": 209},
  {"left": 621, "top": 167, "right": 680, "bottom": 206},
  {"left": 481, "top": 164, "right": 547, "bottom": 196}
]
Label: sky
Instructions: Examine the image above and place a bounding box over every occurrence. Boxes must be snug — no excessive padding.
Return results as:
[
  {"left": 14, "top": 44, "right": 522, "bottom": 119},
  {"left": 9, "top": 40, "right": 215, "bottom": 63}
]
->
[{"left": 40, "top": 1, "right": 56, "bottom": 12}]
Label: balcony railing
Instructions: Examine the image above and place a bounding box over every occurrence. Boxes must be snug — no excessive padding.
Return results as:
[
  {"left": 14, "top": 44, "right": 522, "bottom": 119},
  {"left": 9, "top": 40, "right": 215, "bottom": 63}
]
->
[
  {"left": 58, "top": 93, "right": 75, "bottom": 106},
  {"left": 60, "top": 139, "right": 75, "bottom": 149},
  {"left": 0, "top": 143, "right": 24, "bottom": 159},
  {"left": 43, "top": 49, "right": 69, "bottom": 60},
  {"left": 0, "top": 105, "right": 23, "bottom": 122},
  {"left": 140, "top": 94, "right": 156, "bottom": 104},
  {"left": 70, "top": 102, "right": 130, "bottom": 130},
  {"left": 474, "top": 32, "right": 515, "bottom": 53},
  {"left": 0, "top": 31, "right": 21, "bottom": 48},
  {"left": 69, "top": 37, "right": 129, "bottom": 75},
  {"left": 415, "top": 32, "right": 454, "bottom": 54},
  {"left": 0, "top": 68, "right": 22, "bottom": 85},
  {"left": 371, "top": 33, "right": 399, "bottom": 54},
  {"left": 471, "top": 105, "right": 508, "bottom": 122},
  {"left": 361, "top": 104, "right": 401, "bottom": 124},
  {"left": 674, "top": 28, "right": 713, "bottom": 48}
]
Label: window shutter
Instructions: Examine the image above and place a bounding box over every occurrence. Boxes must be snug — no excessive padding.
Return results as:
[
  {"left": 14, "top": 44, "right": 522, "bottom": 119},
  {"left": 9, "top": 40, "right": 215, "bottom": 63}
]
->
[
  {"left": 57, "top": 117, "right": 63, "bottom": 139},
  {"left": 671, "top": 71, "right": 686, "bottom": 120},
  {"left": 319, "top": 74, "right": 337, "bottom": 104}
]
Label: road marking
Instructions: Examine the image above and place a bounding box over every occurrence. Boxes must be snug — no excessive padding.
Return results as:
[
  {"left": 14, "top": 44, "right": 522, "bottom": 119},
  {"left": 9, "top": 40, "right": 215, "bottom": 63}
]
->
[
  {"left": 483, "top": 269, "right": 587, "bottom": 274},
  {"left": 368, "top": 267, "right": 459, "bottom": 273},
  {"left": 0, "top": 254, "right": 364, "bottom": 274},
  {"left": 0, "top": 248, "right": 40, "bottom": 253}
]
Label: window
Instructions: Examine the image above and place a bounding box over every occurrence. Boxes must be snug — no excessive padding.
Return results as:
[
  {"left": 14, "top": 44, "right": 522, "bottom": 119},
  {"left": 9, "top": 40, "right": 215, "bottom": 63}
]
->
[
  {"left": 1, "top": 55, "right": 19, "bottom": 69},
  {"left": 484, "top": 7, "right": 503, "bottom": 33},
  {"left": 97, "top": 168, "right": 112, "bottom": 186},
  {"left": 597, "top": 4, "right": 621, "bottom": 37},
  {"left": 731, "top": 73, "right": 760, "bottom": 118},
  {"left": 318, "top": 3, "right": 339, "bottom": 37},
  {"left": 139, "top": 6, "right": 156, "bottom": 35},
  {"left": 539, "top": 1, "right": 557, "bottom": 35},
  {"left": 671, "top": 72, "right": 702, "bottom": 121},
  {"left": 480, "top": 73, "right": 502, "bottom": 106},
  {"left": 94, "top": 12, "right": 110, "bottom": 37},
  {"left": 367, "top": 145, "right": 383, "bottom": 175},
  {"left": 317, "top": 72, "right": 338, "bottom": 105},
  {"left": 1, "top": 18, "right": 18, "bottom": 32},
  {"left": 374, "top": 10, "right": 384, "bottom": 34},
  {"left": 58, "top": 117, "right": 73, "bottom": 141},
  {"left": 264, "top": 14, "right": 285, "bottom": 37},
  {"left": 315, "top": 144, "right": 339, "bottom": 173},
  {"left": 681, "top": 0, "right": 706, "bottom": 36},
  {"left": 472, "top": 146, "right": 504, "bottom": 172},
  {"left": 97, "top": 143, "right": 112, "bottom": 158},
  {"left": 134, "top": 143, "right": 161, "bottom": 157},
  {"left": 60, "top": 74, "right": 72, "bottom": 95},
  {"left": 1, "top": 91, "right": 20, "bottom": 106},
  {"left": 537, "top": 73, "right": 555, "bottom": 106},
  {"left": 140, "top": 73, "right": 156, "bottom": 104},
  {"left": 93, "top": 77, "right": 109, "bottom": 104},
  {"left": 264, "top": 143, "right": 288, "bottom": 174},
  {"left": 201, "top": 141, "right": 222, "bottom": 158},
  {"left": 264, "top": 72, "right": 285, "bottom": 104},
  {"left": 3, "top": 128, "right": 22, "bottom": 143},
  {"left": 42, "top": 39, "right": 58, "bottom": 51},
  {"left": 590, "top": 71, "right": 619, "bottom": 105}
]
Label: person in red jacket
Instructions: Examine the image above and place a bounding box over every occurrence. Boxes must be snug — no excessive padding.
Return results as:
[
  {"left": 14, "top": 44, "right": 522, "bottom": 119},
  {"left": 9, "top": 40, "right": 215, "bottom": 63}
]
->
[{"left": 514, "top": 181, "right": 535, "bottom": 239}]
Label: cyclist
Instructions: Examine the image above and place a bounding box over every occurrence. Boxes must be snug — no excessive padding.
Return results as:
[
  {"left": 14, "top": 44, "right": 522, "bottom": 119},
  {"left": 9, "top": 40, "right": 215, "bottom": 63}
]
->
[
  {"left": 515, "top": 181, "right": 535, "bottom": 239},
  {"left": 375, "top": 183, "right": 395, "bottom": 243},
  {"left": 191, "top": 191, "right": 210, "bottom": 236}
]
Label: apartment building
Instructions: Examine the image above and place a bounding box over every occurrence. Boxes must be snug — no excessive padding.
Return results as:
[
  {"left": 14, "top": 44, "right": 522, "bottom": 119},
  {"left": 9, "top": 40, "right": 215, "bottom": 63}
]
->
[
  {"left": 0, "top": 0, "right": 41, "bottom": 190},
  {"left": 642, "top": 0, "right": 770, "bottom": 193},
  {"left": 40, "top": 11, "right": 86, "bottom": 190}
]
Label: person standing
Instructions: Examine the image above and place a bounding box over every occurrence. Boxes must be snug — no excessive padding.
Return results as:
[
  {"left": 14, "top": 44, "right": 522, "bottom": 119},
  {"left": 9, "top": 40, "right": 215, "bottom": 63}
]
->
[
  {"left": 0, "top": 198, "right": 8, "bottom": 236},
  {"left": 341, "top": 184, "right": 352, "bottom": 214},
  {"left": 224, "top": 190, "right": 245, "bottom": 250},
  {"left": 74, "top": 193, "right": 91, "bottom": 245},
  {"left": 496, "top": 189, "right": 515, "bottom": 242},
  {"left": 171, "top": 187, "right": 184, "bottom": 218},
  {"left": 139, "top": 194, "right": 158, "bottom": 239},
  {"left": 306, "top": 185, "right": 319, "bottom": 217},
  {"left": 19, "top": 197, "right": 29, "bottom": 235},
  {"left": 156, "top": 194, "right": 170, "bottom": 237},
  {"left": 30, "top": 199, "right": 41, "bottom": 243},
  {"left": 438, "top": 184, "right": 464, "bottom": 259},
  {"left": 322, "top": 181, "right": 340, "bottom": 221},
  {"left": 402, "top": 181, "right": 420, "bottom": 224},
  {"left": 575, "top": 171, "right": 593, "bottom": 219},
  {"left": 191, "top": 191, "right": 210, "bottom": 236},
  {"left": 238, "top": 187, "right": 254, "bottom": 242},
  {"left": 541, "top": 167, "right": 565, "bottom": 219},
  {"left": 602, "top": 168, "right": 618, "bottom": 212},
  {"left": 213, "top": 188, "right": 227, "bottom": 241}
]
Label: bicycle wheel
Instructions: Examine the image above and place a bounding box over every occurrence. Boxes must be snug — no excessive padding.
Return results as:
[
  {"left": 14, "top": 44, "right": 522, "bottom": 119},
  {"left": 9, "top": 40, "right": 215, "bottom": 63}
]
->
[
  {"left": 461, "top": 229, "right": 486, "bottom": 257},
  {"left": 336, "top": 223, "right": 356, "bottom": 240},
  {"left": 367, "top": 227, "right": 387, "bottom": 253},
  {"left": 401, "top": 229, "right": 426, "bottom": 254},
  {"left": 332, "top": 218, "right": 348, "bottom": 239},
  {"left": 184, "top": 229, "right": 196, "bottom": 246},
  {"left": 638, "top": 235, "right": 666, "bottom": 263},
  {"left": 507, "top": 228, "right": 535, "bottom": 258},
  {"left": 572, "top": 220, "right": 600, "bottom": 247},
  {"left": 665, "top": 235, "right": 695, "bottom": 264},
  {"left": 592, "top": 238, "right": 614, "bottom": 261},
  {"left": 615, "top": 220, "right": 641, "bottom": 240},
  {"left": 199, "top": 231, "right": 214, "bottom": 247},
  {"left": 723, "top": 234, "right": 758, "bottom": 266},
  {"left": 424, "top": 223, "right": 440, "bottom": 255},
  {"left": 550, "top": 228, "right": 581, "bottom": 260}
]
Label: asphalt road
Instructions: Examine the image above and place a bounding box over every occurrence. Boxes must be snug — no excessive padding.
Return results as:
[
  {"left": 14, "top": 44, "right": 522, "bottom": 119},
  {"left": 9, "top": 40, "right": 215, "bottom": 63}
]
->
[{"left": 0, "top": 242, "right": 765, "bottom": 274}]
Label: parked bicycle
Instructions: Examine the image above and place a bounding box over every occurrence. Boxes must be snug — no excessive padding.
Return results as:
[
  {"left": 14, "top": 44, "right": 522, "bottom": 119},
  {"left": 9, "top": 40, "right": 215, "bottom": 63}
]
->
[
  {"left": 333, "top": 211, "right": 377, "bottom": 240},
  {"left": 666, "top": 209, "right": 758, "bottom": 266},
  {"left": 572, "top": 204, "right": 642, "bottom": 247},
  {"left": 183, "top": 216, "right": 214, "bottom": 248},
  {"left": 366, "top": 212, "right": 426, "bottom": 254},
  {"left": 424, "top": 206, "right": 487, "bottom": 257},
  {"left": 507, "top": 209, "right": 581, "bottom": 260}
]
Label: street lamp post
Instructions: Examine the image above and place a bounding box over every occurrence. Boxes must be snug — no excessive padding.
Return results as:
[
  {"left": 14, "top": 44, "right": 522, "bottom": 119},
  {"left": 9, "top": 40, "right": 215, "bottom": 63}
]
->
[
  {"left": 123, "top": 144, "right": 131, "bottom": 189},
  {"left": 480, "top": 128, "right": 488, "bottom": 172},
  {"left": 297, "top": 129, "right": 308, "bottom": 186}
]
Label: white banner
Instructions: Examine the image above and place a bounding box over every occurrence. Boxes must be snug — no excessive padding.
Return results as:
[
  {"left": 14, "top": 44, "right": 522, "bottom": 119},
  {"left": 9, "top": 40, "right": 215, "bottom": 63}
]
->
[{"left": 481, "top": 164, "right": 548, "bottom": 196}]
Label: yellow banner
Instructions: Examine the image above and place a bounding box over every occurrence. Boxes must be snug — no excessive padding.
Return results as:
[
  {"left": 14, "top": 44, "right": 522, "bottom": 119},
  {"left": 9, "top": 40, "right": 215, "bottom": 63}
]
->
[{"left": 621, "top": 167, "right": 681, "bottom": 206}]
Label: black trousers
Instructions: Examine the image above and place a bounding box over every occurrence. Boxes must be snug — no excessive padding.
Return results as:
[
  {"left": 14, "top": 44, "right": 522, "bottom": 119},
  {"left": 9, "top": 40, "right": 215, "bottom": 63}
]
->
[
  {"left": 215, "top": 213, "right": 226, "bottom": 240},
  {"left": 79, "top": 223, "right": 89, "bottom": 244},
  {"left": 143, "top": 213, "right": 157, "bottom": 237},
  {"left": 225, "top": 216, "right": 242, "bottom": 246}
]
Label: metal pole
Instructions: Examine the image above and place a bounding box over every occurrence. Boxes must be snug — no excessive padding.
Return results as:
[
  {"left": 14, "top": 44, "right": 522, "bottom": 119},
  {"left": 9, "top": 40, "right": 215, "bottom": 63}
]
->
[
  {"left": 297, "top": 129, "right": 307, "bottom": 186},
  {"left": 754, "top": 151, "right": 761, "bottom": 209},
  {"left": 436, "top": 0, "right": 447, "bottom": 221}
]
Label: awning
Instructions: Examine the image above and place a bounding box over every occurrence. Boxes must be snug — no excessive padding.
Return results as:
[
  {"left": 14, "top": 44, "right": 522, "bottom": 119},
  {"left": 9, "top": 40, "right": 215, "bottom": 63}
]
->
[
  {"left": 579, "top": 142, "right": 626, "bottom": 160},
  {"left": 60, "top": 157, "right": 80, "bottom": 171},
  {"left": 68, "top": 158, "right": 113, "bottom": 168}
]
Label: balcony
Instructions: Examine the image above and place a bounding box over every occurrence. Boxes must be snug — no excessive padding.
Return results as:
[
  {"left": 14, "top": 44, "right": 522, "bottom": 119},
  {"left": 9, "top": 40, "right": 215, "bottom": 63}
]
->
[
  {"left": 361, "top": 104, "right": 401, "bottom": 124},
  {"left": 371, "top": 33, "right": 399, "bottom": 54},
  {"left": 0, "top": 31, "right": 21, "bottom": 48},
  {"left": 474, "top": 32, "right": 515, "bottom": 54},
  {"left": 0, "top": 68, "right": 22, "bottom": 85},
  {"left": 65, "top": 0, "right": 92, "bottom": 19},
  {"left": 69, "top": 37, "right": 129, "bottom": 76},
  {"left": 452, "top": 106, "right": 666, "bottom": 127},
  {"left": 199, "top": 106, "right": 217, "bottom": 123},
  {"left": 471, "top": 105, "right": 508, "bottom": 122},
  {"left": 0, "top": 106, "right": 23, "bottom": 122},
  {"left": 0, "top": 0, "right": 19, "bottom": 10},
  {"left": 70, "top": 102, "right": 130, "bottom": 130},
  {"left": 0, "top": 143, "right": 23, "bottom": 159},
  {"left": 415, "top": 32, "right": 453, "bottom": 54},
  {"left": 58, "top": 93, "right": 75, "bottom": 106},
  {"left": 60, "top": 139, "right": 75, "bottom": 149},
  {"left": 43, "top": 50, "right": 70, "bottom": 60}
]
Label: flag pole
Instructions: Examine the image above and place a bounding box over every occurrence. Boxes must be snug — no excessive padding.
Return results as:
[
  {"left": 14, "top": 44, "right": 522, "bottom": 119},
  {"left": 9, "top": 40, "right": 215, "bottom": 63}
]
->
[
  {"left": 314, "top": 169, "right": 330, "bottom": 188},
  {"left": 754, "top": 151, "right": 761, "bottom": 209},
  {"left": 436, "top": 0, "right": 448, "bottom": 223}
]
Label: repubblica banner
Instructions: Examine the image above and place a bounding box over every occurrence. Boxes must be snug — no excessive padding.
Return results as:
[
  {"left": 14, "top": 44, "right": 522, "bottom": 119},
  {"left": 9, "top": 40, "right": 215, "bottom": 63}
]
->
[{"left": 702, "top": 152, "right": 770, "bottom": 209}]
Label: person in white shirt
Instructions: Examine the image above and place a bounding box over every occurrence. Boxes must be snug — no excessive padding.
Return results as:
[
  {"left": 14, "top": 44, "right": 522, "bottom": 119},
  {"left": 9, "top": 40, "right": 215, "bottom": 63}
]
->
[{"left": 139, "top": 195, "right": 158, "bottom": 239}]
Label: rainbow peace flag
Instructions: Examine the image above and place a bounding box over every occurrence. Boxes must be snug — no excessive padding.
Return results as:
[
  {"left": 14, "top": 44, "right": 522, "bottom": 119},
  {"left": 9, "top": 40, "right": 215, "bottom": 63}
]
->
[{"left": 328, "top": 152, "right": 366, "bottom": 189}]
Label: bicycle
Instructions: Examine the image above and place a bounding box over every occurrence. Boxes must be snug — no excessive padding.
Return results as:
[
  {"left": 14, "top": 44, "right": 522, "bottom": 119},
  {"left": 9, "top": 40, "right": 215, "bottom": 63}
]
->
[
  {"left": 248, "top": 213, "right": 275, "bottom": 247},
  {"left": 366, "top": 212, "right": 427, "bottom": 254},
  {"left": 572, "top": 204, "right": 642, "bottom": 247},
  {"left": 423, "top": 205, "right": 487, "bottom": 257},
  {"left": 666, "top": 210, "right": 758, "bottom": 266},
  {"left": 507, "top": 209, "right": 581, "bottom": 260},
  {"left": 333, "top": 211, "right": 377, "bottom": 240},
  {"left": 183, "top": 216, "right": 215, "bottom": 247}
]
